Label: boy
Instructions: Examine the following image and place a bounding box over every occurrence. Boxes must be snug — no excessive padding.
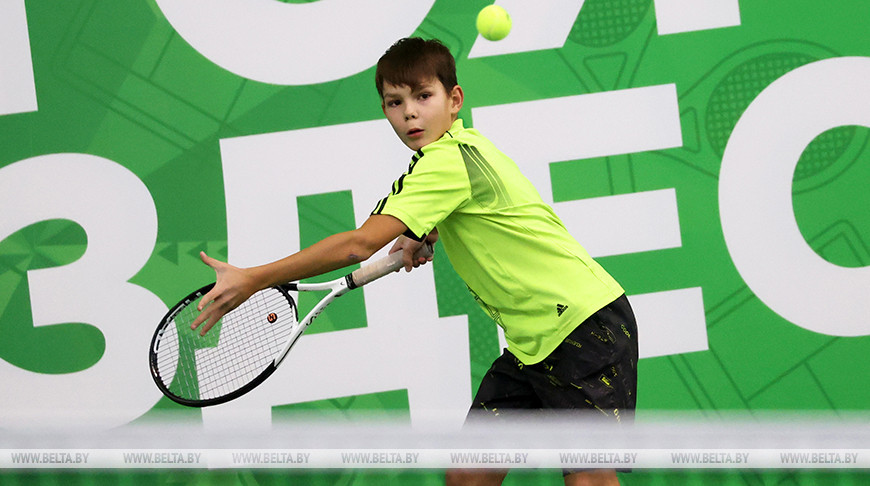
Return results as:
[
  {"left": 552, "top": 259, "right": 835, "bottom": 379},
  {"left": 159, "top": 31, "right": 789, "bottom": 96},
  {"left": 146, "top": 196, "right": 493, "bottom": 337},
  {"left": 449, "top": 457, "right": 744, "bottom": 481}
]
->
[{"left": 192, "top": 37, "right": 637, "bottom": 486}]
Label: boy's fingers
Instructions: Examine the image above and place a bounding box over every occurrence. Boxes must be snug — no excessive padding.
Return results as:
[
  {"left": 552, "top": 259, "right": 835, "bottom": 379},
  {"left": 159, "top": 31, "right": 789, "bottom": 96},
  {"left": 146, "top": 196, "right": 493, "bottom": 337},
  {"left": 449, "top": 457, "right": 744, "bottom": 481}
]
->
[
  {"left": 190, "top": 302, "right": 211, "bottom": 329},
  {"left": 200, "top": 251, "right": 227, "bottom": 273},
  {"left": 191, "top": 313, "right": 203, "bottom": 330},
  {"left": 197, "top": 289, "right": 216, "bottom": 311},
  {"left": 199, "top": 318, "right": 218, "bottom": 336},
  {"left": 191, "top": 308, "right": 223, "bottom": 336}
]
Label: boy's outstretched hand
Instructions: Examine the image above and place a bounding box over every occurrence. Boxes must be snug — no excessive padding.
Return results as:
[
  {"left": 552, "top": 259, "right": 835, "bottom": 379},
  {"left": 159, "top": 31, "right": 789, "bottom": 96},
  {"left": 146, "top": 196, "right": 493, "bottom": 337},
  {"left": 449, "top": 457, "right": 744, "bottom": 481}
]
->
[{"left": 191, "top": 251, "right": 259, "bottom": 336}]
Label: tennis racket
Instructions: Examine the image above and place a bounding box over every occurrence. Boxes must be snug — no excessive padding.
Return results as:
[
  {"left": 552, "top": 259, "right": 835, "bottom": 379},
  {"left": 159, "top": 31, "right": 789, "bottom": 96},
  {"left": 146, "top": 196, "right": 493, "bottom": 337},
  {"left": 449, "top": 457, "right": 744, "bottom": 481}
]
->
[{"left": 149, "top": 243, "right": 433, "bottom": 407}]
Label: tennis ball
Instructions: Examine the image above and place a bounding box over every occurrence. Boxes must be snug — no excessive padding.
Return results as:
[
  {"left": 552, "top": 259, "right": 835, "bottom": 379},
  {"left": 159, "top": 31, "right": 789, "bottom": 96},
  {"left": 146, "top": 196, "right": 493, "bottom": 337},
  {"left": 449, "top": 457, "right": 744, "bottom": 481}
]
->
[{"left": 476, "top": 5, "right": 512, "bottom": 41}]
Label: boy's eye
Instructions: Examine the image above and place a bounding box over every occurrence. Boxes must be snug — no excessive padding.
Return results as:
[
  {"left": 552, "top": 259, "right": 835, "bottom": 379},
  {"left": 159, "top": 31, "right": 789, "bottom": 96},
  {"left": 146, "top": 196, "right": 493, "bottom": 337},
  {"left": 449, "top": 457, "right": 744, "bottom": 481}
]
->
[{"left": 386, "top": 99, "right": 401, "bottom": 107}]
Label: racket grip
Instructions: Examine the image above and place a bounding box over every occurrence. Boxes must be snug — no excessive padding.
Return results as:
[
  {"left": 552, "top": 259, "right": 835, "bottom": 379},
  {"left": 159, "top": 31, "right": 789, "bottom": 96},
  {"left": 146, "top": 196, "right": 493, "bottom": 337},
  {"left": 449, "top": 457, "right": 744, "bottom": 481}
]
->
[{"left": 347, "top": 242, "right": 434, "bottom": 289}]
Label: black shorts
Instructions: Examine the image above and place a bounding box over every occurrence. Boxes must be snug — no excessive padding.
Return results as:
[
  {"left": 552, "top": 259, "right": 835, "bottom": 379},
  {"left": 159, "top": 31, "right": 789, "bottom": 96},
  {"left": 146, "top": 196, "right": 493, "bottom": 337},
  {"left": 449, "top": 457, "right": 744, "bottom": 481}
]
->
[
  {"left": 469, "top": 294, "right": 638, "bottom": 422},
  {"left": 467, "top": 295, "right": 638, "bottom": 474}
]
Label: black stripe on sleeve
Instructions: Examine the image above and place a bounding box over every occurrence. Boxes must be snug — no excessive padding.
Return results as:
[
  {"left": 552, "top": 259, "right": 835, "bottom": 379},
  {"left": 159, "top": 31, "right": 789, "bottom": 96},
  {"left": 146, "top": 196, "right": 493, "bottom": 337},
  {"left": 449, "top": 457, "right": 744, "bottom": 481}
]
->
[
  {"left": 371, "top": 197, "right": 388, "bottom": 215},
  {"left": 392, "top": 173, "right": 406, "bottom": 195},
  {"left": 373, "top": 148, "right": 425, "bottom": 216},
  {"left": 408, "top": 149, "right": 424, "bottom": 174}
]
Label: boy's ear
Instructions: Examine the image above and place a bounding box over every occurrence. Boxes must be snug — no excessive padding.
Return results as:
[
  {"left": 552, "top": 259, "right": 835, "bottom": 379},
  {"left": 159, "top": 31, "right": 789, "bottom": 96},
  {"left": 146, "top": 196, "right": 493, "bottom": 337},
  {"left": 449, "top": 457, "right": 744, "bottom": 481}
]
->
[{"left": 450, "top": 85, "right": 464, "bottom": 114}]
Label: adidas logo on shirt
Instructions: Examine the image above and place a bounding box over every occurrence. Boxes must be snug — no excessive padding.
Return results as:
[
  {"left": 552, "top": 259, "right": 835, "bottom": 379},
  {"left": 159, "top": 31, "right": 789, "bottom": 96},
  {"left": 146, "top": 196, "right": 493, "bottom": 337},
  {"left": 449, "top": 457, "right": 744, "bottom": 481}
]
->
[{"left": 556, "top": 304, "right": 568, "bottom": 317}]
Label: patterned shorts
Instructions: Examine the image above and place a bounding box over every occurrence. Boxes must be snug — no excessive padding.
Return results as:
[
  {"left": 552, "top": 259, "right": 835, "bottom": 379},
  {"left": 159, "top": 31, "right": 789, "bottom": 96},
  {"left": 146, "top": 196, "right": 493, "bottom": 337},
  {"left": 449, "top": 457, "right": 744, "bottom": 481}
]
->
[
  {"left": 467, "top": 294, "right": 638, "bottom": 473},
  {"left": 471, "top": 294, "right": 637, "bottom": 417}
]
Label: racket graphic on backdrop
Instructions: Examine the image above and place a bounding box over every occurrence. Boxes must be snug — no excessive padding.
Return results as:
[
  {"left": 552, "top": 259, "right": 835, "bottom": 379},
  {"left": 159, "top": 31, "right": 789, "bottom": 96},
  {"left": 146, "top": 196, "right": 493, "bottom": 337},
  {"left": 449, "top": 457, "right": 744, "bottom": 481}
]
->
[{"left": 149, "top": 243, "right": 433, "bottom": 407}]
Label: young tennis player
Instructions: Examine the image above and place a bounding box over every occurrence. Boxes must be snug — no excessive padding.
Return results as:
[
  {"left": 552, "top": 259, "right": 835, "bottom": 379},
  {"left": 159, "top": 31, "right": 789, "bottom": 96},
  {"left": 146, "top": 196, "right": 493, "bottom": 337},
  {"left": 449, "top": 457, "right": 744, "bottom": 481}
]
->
[{"left": 192, "top": 37, "right": 637, "bottom": 486}]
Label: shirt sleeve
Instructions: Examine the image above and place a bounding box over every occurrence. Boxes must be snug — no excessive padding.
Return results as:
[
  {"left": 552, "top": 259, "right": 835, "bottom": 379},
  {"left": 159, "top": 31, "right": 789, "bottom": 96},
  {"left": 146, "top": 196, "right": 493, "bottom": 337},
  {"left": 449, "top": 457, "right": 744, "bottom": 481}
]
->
[{"left": 372, "top": 142, "right": 470, "bottom": 239}]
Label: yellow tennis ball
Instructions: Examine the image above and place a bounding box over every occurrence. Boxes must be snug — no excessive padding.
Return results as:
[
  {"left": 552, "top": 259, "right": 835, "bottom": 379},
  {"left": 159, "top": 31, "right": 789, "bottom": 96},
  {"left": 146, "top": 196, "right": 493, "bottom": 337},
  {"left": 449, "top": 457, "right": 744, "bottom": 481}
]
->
[{"left": 476, "top": 5, "right": 512, "bottom": 41}]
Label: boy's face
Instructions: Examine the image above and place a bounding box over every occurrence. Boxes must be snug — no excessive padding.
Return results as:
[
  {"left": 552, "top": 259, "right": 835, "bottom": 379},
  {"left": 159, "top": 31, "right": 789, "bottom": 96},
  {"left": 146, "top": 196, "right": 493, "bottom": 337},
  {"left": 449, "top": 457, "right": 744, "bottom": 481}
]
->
[{"left": 381, "top": 77, "right": 463, "bottom": 151}]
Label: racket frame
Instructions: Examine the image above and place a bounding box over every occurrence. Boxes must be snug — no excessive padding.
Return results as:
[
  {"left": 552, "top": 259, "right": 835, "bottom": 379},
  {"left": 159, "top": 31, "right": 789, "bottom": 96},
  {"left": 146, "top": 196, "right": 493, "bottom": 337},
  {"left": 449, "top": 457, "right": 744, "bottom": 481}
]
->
[{"left": 149, "top": 282, "right": 295, "bottom": 407}]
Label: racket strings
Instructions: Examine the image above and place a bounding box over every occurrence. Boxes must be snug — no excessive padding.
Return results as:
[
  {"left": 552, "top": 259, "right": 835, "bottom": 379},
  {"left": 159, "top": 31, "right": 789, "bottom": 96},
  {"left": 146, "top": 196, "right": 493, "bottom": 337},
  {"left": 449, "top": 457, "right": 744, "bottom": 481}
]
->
[{"left": 154, "top": 287, "right": 297, "bottom": 402}]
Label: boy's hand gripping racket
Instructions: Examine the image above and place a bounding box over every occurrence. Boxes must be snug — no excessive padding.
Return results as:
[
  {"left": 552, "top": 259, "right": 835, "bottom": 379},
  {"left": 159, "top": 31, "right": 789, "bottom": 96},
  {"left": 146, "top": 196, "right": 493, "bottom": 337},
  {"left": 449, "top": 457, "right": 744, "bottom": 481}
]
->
[{"left": 149, "top": 244, "right": 432, "bottom": 407}]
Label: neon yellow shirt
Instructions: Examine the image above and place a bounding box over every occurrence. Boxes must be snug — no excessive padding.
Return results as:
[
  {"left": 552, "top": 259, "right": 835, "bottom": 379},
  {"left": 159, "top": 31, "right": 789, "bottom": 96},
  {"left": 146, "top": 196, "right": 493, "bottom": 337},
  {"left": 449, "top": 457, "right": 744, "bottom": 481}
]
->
[{"left": 373, "top": 119, "right": 624, "bottom": 364}]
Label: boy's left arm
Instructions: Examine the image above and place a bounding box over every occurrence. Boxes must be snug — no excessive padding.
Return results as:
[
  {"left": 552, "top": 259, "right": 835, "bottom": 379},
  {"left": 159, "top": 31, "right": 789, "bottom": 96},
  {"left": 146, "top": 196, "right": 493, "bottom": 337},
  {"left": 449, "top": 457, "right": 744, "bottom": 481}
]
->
[{"left": 390, "top": 228, "right": 439, "bottom": 272}]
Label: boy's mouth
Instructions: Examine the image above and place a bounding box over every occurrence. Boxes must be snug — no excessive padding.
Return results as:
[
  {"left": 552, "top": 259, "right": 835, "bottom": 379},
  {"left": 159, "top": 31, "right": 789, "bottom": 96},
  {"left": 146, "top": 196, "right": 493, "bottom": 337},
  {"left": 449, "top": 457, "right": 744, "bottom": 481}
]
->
[{"left": 407, "top": 128, "right": 423, "bottom": 137}]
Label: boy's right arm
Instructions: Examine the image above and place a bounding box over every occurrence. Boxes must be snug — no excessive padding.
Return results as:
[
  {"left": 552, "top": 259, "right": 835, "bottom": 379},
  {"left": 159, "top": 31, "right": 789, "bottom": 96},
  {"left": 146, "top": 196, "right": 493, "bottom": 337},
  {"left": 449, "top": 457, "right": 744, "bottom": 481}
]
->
[{"left": 191, "top": 214, "right": 411, "bottom": 335}]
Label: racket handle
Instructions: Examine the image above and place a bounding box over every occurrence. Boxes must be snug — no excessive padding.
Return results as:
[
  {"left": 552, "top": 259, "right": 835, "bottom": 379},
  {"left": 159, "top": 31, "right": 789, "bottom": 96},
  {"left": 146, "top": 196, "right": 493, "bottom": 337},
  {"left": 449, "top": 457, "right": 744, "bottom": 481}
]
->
[{"left": 347, "top": 242, "right": 434, "bottom": 289}]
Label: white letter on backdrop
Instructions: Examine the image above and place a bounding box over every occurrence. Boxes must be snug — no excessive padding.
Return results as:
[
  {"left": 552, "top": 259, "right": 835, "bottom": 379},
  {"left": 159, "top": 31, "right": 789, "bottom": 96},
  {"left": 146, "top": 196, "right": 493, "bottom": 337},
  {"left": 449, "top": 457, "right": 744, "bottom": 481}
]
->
[
  {"left": 207, "top": 122, "right": 470, "bottom": 431},
  {"left": 0, "top": 0, "right": 38, "bottom": 115},
  {"left": 152, "top": 0, "right": 435, "bottom": 85},
  {"left": 720, "top": 57, "right": 870, "bottom": 336},
  {"left": 0, "top": 154, "right": 165, "bottom": 428},
  {"left": 473, "top": 85, "right": 709, "bottom": 359}
]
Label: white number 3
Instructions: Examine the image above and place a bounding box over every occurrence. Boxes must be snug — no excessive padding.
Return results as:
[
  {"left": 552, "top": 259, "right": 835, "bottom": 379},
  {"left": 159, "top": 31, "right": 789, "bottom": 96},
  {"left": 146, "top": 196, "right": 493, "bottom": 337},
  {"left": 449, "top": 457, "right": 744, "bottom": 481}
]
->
[{"left": 0, "top": 154, "right": 165, "bottom": 429}]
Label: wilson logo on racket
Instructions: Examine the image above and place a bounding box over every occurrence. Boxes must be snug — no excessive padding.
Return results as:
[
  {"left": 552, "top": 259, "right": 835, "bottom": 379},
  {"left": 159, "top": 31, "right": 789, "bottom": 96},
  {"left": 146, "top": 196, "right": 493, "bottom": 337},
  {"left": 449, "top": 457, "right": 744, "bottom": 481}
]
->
[{"left": 267, "top": 312, "right": 278, "bottom": 323}]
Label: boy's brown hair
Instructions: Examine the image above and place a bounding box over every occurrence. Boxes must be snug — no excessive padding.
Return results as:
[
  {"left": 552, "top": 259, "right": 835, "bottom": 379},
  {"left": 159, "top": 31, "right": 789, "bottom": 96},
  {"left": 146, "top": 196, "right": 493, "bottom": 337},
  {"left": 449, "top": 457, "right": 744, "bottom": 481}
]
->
[{"left": 375, "top": 37, "right": 458, "bottom": 100}]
